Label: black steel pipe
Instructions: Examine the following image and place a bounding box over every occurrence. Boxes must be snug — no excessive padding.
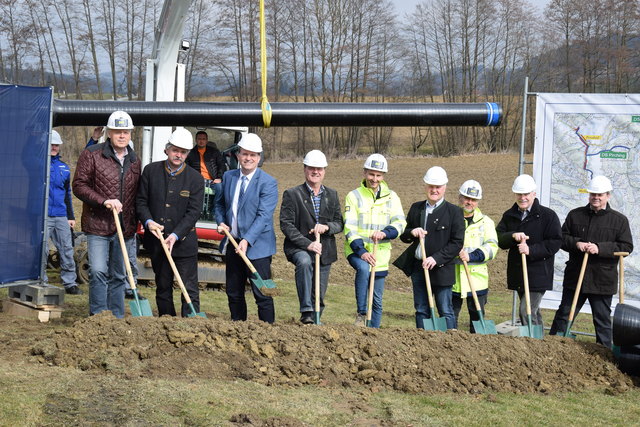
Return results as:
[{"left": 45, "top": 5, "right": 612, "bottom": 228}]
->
[{"left": 52, "top": 100, "right": 501, "bottom": 128}]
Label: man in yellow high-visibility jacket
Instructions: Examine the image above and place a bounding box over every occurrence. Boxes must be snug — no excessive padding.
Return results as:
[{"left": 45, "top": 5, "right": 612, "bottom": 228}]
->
[
  {"left": 452, "top": 180, "right": 499, "bottom": 332},
  {"left": 344, "top": 154, "right": 406, "bottom": 328}
]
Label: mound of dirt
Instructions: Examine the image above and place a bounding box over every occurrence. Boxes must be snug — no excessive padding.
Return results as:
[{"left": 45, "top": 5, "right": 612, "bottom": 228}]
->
[{"left": 32, "top": 312, "right": 632, "bottom": 395}]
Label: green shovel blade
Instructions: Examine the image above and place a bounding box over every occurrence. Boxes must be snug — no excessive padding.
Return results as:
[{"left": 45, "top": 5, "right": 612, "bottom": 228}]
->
[
  {"left": 519, "top": 316, "right": 544, "bottom": 339},
  {"left": 563, "top": 320, "right": 577, "bottom": 339},
  {"left": 423, "top": 309, "right": 447, "bottom": 331},
  {"left": 472, "top": 312, "right": 497, "bottom": 335},
  {"left": 186, "top": 303, "right": 207, "bottom": 318},
  {"left": 129, "top": 291, "right": 153, "bottom": 317},
  {"left": 250, "top": 271, "right": 277, "bottom": 289}
]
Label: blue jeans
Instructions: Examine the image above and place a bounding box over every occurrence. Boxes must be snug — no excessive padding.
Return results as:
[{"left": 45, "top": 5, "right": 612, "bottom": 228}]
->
[
  {"left": 46, "top": 216, "right": 77, "bottom": 287},
  {"left": 291, "top": 250, "right": 331, "bottom": 314},
  {"left": 410, "top": 269, "right": 456, "bottom": 329},
  {"left": 86, "top": 233, "right": 129, "bottom": 318},
  {"left": 348, "top": 255, "right": 385, "bottom": 328},
  {"left": 125, "top": 235, "right": 139, "bottom": 290}
]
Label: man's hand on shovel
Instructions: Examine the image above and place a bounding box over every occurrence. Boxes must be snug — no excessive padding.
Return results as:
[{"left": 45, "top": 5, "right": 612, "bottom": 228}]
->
[{"left": 103, "top": 199, "right": 122, "bottom": 212}]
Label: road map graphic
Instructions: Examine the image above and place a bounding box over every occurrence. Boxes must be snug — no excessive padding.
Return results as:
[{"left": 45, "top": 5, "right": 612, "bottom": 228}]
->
[{"left": 534, "top": 94, "right": 640, "bottom": 299}]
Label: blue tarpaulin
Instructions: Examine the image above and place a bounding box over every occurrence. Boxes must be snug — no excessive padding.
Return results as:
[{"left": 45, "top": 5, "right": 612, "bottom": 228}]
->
[{"left": 0, "top": 85, "right": 52, "bottom": 284}]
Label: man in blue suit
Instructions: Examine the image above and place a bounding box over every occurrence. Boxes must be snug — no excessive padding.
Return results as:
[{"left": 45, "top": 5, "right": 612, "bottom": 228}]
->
[{"left": 214, "top": 133, "right": 278, "bottom": 323}]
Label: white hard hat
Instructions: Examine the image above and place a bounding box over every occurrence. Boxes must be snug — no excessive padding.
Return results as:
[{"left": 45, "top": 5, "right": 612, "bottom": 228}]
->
[
  {"left": 238, "top": 133, "right": 263, "bottom": 153},
  {"left": 587, "top": 175, "right": 612, "bottom": 193},
  {"left": 167, "top": 128, "right": 193, "bottom": 150},
  {"left": 106, "top": 110, "right": 134, "bottom": 130},
  {"left": 303, "top": 150, "right": 328, "bottom": 168},
  {"left": 364, "top": 153, "right": 388, "bottom": 172},
  {"left": 459, "top": 179, "right": 482, "bottom": 199},
  {"left": 51, "top": 130, "right": 63, "bottom": 145},
  {"left": 423, "top": 166, "right": 448, "bottom": 185},
  {"left": 512, "top": 174, "right": 536, "bottom": 193}
]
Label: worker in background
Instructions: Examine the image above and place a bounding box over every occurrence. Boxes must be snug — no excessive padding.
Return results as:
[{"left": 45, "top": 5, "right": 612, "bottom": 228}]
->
[
  {"left": 73, "top": 111, "right": 141, "bottom": 318},
  {"left": 344, "top": 154, "right": 406, "bottom": 328},
  {"left": 214, "top": 133, "right": 278, "bottom": 323},
  {"left": 46, "top": 130, "right": 81, "bottom": 295},
  {"left": 496, "top": 174, "right": 562, "bottom": 330},
  {"left": 452, "top": 180, "right": 498, "bottom": 332},
  {"left": 137, "top": 128, "right": 204, "bottom": 317},
  {"left": 549, "top": 175, "right": 633, "bottom": 347},
  {"left": 393, "top": 166, "right": 464, "bottom": 330},
  {"left": 280, "top": 150, "right": 343, "bottom": 324},
  {"left": 85, "top": 125, "right": 143, "bottom": 300},
  {"left": 185, "top": 130, "right": 226, "bottom": 221}
]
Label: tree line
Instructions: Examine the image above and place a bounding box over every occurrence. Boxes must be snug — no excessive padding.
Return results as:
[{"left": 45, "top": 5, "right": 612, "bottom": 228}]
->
[{"left": 2, "top": 0, "right": 639, "bottom": 160}]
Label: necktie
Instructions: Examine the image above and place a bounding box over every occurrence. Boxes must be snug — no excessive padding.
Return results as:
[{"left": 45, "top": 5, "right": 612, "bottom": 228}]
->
[{"left": 238, "top": 176, "right": 247, "bottom": 206}]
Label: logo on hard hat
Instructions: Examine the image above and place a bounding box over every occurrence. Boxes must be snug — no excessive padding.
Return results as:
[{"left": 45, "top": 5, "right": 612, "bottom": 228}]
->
[
  {"left": 114, "top": 118, "right": 129, "bottom": 128},
  {"left": 370, "top": 160, "right": 385, "bottom": 170},
  {"left": 466, "top": 187, "right": 480, "bottom": 197}
]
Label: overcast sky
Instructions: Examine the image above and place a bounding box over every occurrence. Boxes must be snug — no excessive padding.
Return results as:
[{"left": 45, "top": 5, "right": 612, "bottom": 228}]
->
[{"left": 392, "top": 0, "right": 550, "bottom": 17}]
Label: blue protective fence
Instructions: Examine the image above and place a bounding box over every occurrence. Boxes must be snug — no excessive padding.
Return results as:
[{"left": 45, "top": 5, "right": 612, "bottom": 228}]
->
[{"left": 0, "top": 85, "right": 52, "bottom": 285}]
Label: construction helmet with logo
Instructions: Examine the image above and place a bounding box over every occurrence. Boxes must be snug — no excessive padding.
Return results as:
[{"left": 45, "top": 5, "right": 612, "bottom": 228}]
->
[
  {"left": 459, "top": 180, "right": 482, "bottom": 199},
  {"left": 587, "top": 175, "right": 612, "bottom": 193},
  {"left": 51, "top": 130, "right": 63, "bottom": 145},
  {"left": 303, "top": 150, "right": 328, "bottom": 168},
  {"left": 167, "top": 128, "right": 193, "bottom": 150},
  {"left": 363, "top": 154, "right": 388, "bottom": 172},
  {"left": 423, "top": 166, "right": 448, "bottom": 185},
  {"left": 238, "top": 133, "right": 263, "bottom": 153},
  {"left": 106, "top": 110, "right": 134, "bottom": 130},
  {"left": 511, "top": 174, "right": 536, "bottom": 193}
]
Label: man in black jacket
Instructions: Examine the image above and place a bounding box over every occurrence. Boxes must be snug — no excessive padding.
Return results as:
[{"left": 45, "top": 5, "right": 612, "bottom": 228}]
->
[
  {"left": 496, "top": 174, "right": 562, "bottom": 329},
  {"left": 280, "top": 150, "right": 343, "bottom": 324},
  {"left": 185, "top": 130, "right": 225, "bottom": 220},
  {"left": 549, "top": 175, "right": 633, "bottom": 347},
  {"left": 137, "top": 128, "right": 204, "bottom": 317},
  {"left": 393, "top": 166, "right": 464, "bottom": 329}
]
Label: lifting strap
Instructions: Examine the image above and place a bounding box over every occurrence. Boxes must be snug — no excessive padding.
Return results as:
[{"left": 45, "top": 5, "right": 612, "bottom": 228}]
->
[{"left": 259, "top": 0, "right": 272, "bottom": 128}]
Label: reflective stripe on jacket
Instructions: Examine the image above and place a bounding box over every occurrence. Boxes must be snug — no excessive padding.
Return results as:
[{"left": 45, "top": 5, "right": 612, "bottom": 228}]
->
[
  {"left": 343, "top": 180, "right": 406, "bottom": 272},
  {"left": 453, "top": 208, "right": 498, "bottom": 297}
]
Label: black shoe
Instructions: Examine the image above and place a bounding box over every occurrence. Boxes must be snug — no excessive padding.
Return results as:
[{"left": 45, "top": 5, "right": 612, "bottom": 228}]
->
[
  {"left": 125, "top": 290, "right": 147, "bottom": 300},
  {"left": 300, "top": 312, "right": 315, "bottom": 324},
  {"left": 65, "top": 285, "right": 83, "bottom": 295}
]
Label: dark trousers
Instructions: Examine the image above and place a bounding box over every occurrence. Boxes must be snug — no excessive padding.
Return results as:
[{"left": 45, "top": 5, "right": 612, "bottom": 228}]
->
[
  {"left": 151, "top": 252, "right": 200, "bottom": 317},
  {"left": 225, "top": 248, "right": 275, "bottom": 323},
  {"left": 550, "top": 288, "right": 613, "bottom": 348},
  {"left": 452, "top": 292, "right": 488, "bottom": 333}
]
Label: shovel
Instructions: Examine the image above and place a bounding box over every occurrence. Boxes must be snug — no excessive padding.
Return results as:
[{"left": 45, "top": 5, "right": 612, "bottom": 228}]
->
[
  {"left": 314, "top": 232, "right": 321, "bottom": 325},
  {"left": 151, "top": 229, "right": 206, "bottom": 318},
  {"left": 612, "top": 251, "right": 629, "bottom": 356},
  {"left": 419, "top": 238, "right": 447, "bottom": 331},
  {"left": 365, "top": 243, "right": 378, "bottom": 327},
  {"left": 462, "top": 260, "right": 496, "bottom": 335},
  {"left": 222, "top": 228, "right": 278, "bottom": 296},
  {"left": 111, "top": 208, "right": 152, "bottom": 317},
  {"left": 563, "top": 252, "right": 589, "bottom": 338},
  {"left": 519, "top": 252, "right": 543, "bottom": 339}
]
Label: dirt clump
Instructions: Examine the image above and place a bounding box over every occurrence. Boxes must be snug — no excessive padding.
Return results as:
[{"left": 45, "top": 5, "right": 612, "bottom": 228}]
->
[{"left": 32, "top": 312, "right": 632, "bottom": 395}]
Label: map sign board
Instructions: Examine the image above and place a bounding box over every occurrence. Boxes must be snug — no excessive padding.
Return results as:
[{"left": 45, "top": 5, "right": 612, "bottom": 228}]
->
[{"left": 533, "top": 93, "right": 640, "bottom": 299}]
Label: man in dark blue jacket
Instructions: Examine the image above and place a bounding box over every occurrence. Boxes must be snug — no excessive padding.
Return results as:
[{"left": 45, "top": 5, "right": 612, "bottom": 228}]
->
[
  {"left": 47, "top": 130, "right": 81, "bottom": 295},
  {"left": 496, "top": 174, "right": 562, "bottom": 329}
]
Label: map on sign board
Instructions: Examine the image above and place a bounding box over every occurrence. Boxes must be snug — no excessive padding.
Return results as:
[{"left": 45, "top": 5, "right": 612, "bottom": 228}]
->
[{"left": 533, "top": 93, "right": 640, "bottom": 299}]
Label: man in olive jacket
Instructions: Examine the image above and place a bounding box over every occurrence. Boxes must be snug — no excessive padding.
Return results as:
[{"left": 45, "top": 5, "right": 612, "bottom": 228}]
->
[
  {"left": 496, "top": 174, "right": 562, "bottom": 328},
  {"left": 550, "top": 176, "right": 633, "bottom": 347},
  {"left": 280, "top": 150, "right": 343, "bottom": 324},
  {"left": 393, "top": 166, "right": 464, "bottom": 329}
]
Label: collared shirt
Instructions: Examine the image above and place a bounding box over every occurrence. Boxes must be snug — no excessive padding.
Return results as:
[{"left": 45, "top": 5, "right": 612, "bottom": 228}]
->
[
  {"left": 231, "top": 169, "right": 257, "bottom": 236},
  {"left": 415, "top": 197, "right": 445, "bottom": 259},
  {"left": 520, "top": 208, "right": 529, "bottom": 221},
  {"left": 165, "top": 161, "right": 185, "bottom": 176},
  {"left": 306, "top": 182, "right": 324, "bottom": 223}
]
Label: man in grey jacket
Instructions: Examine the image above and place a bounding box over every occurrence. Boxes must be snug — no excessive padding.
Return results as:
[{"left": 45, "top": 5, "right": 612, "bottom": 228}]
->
[{"left": 280, "top": 150, "right": 343, "bottom": 324}]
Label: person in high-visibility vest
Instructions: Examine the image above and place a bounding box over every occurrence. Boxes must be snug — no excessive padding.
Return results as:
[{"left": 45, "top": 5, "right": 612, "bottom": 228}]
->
[
  {"left": 344, "top": 154, "right": 406, "bottom": 328},
  {"left": 452, "top": 180, "right": 499, "bottom": 332}
]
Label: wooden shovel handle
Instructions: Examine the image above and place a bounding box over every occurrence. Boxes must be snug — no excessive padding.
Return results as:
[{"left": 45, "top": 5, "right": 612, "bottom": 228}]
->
[
  {"left": 151, "top": 228, "right": 193, "bottom": 305},
  {"left": 614, "top": 252, "right": 628, "bottom": 304},
  {"left": 366, "top": 243, "right": 378, "bottom": 323},
  {"left": 419, "top": 238, "right": 436, "bottom": 310},
  {"left": 222, "top": 228, "right": 258, "bottom": 274},
  {"left": 568, "top": 252, "right": 589, "bottom": 322},
  {"left": 314, "top": 232, "right": 321, "bottom": 314},
  {"left": 462, "top": 260, "right": 482, "bottom": 312},
  {"left": 112, "top": 208, "right": 138, "bottom": 292},
  {"left": 521, "top": 253, "right": 532, "bottom": 316}
]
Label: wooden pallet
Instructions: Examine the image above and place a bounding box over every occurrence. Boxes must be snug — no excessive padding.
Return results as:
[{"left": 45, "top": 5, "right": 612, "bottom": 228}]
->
[{"left": 2, "top": 299, "right": 63, "bottom": 323}]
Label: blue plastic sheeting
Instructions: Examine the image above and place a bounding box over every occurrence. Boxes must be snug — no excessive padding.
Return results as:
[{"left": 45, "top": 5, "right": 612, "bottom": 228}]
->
[{"left": 0, "top": 85, "right": 52, "bottom": 284}]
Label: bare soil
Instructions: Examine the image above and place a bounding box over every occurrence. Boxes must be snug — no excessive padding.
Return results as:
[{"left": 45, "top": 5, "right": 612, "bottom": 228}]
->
[{"left": 28, "top": 312, "right": 632, "bottom": 395}]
